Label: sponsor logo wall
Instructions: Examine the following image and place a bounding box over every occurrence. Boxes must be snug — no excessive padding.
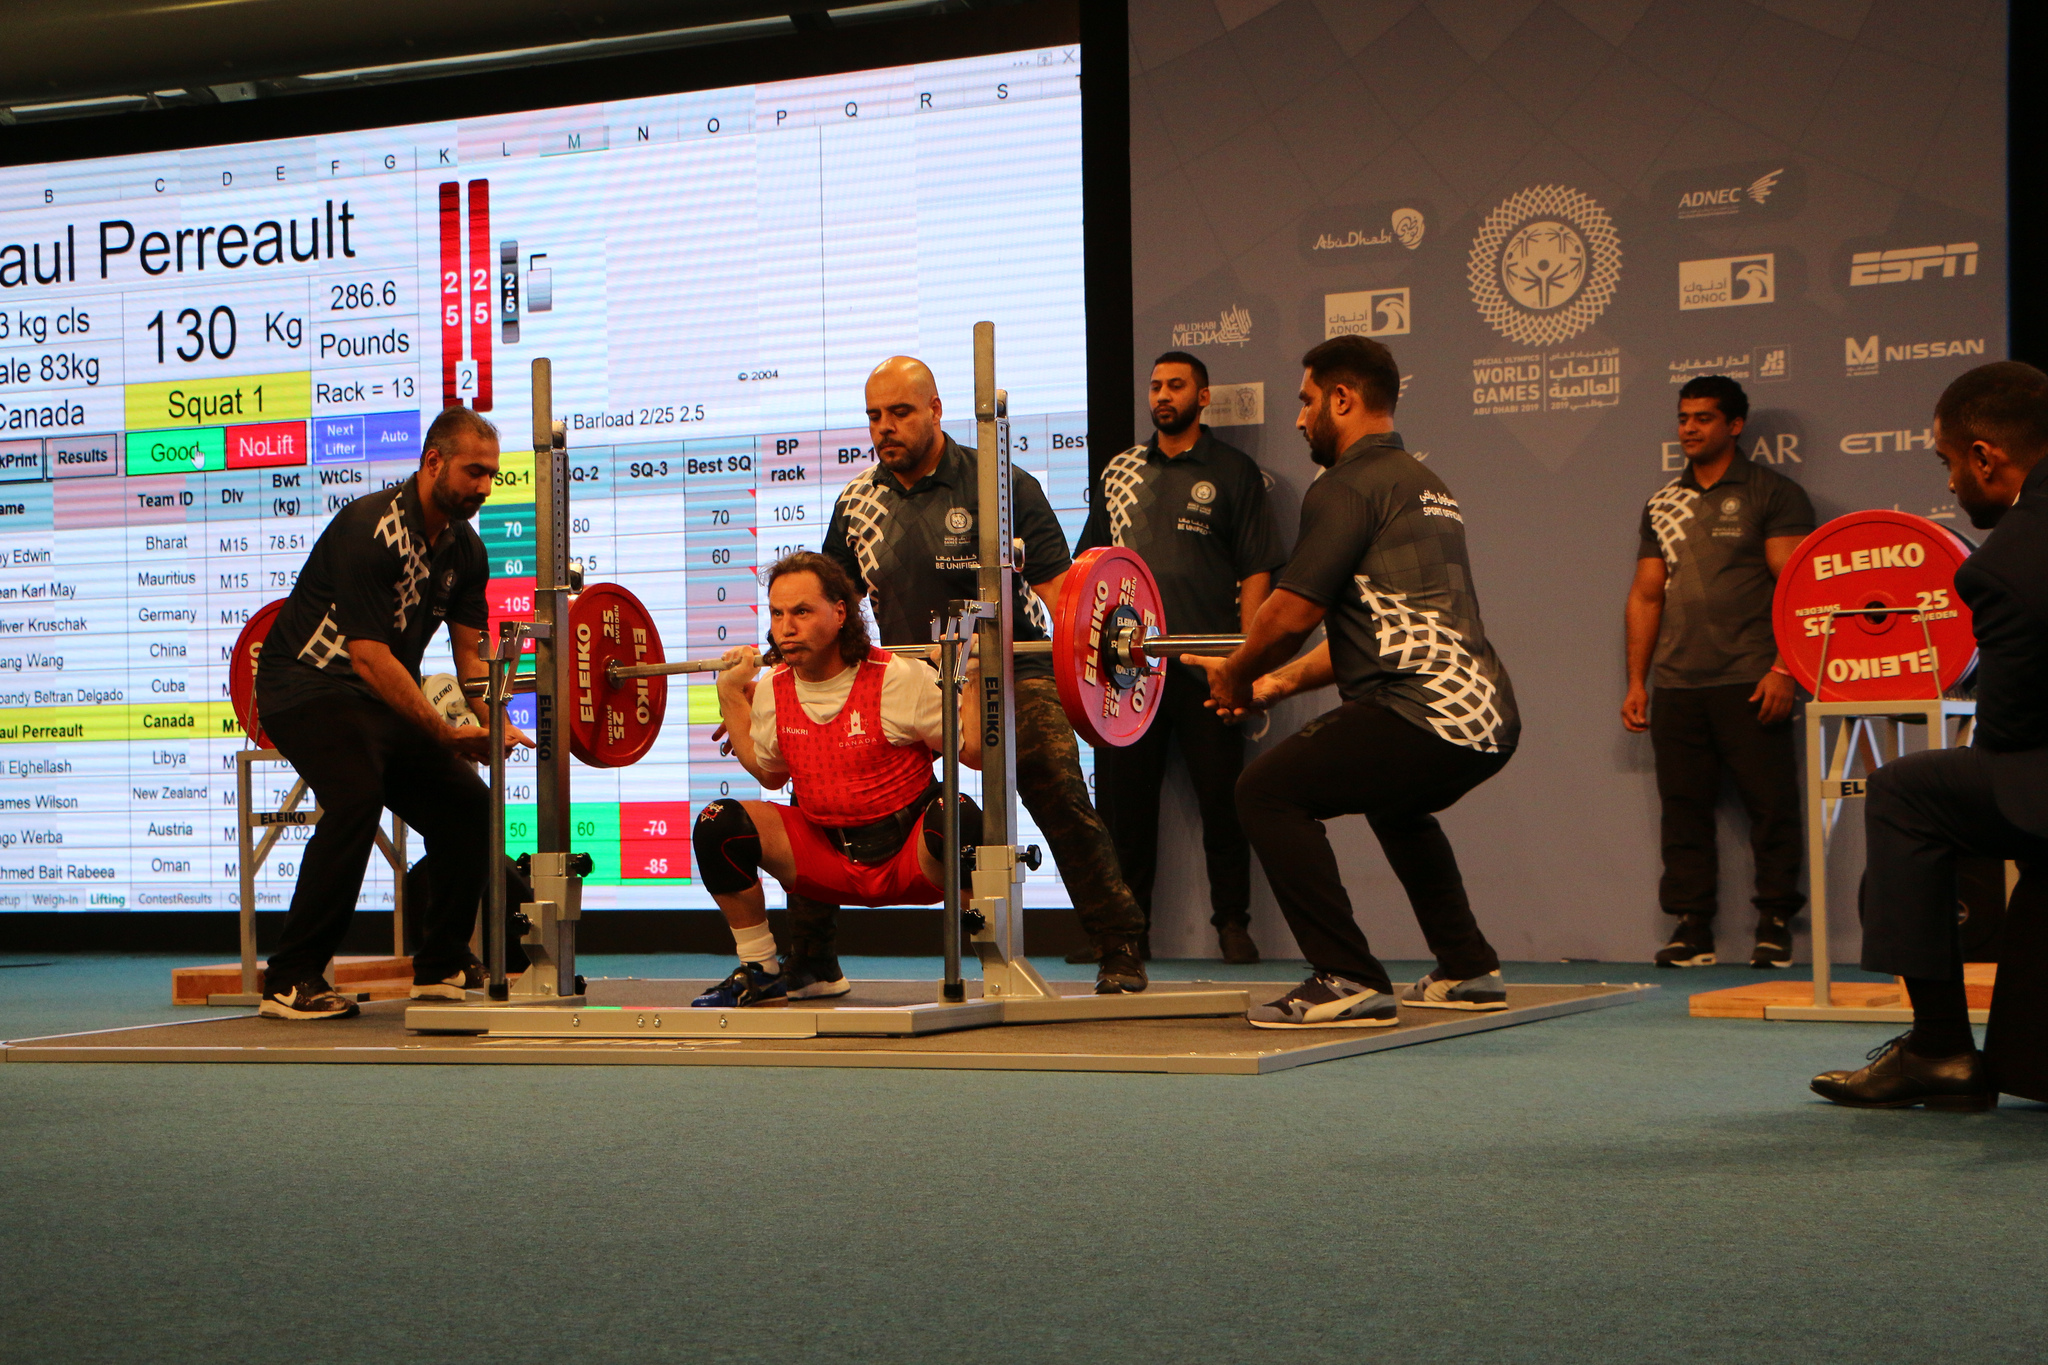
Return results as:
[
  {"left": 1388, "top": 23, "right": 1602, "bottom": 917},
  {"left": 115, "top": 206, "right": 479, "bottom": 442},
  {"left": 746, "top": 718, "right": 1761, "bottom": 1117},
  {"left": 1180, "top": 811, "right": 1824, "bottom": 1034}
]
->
[{"left": 1128, "top": 1, "right": 2005, "bottom": 964}]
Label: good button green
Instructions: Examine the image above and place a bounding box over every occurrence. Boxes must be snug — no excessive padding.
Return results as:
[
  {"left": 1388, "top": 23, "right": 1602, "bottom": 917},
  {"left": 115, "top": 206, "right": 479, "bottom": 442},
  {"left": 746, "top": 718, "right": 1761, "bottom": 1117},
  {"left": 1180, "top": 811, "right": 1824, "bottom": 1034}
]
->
[{"left": 126, "top": 427, "right": 225, "bottom": 476}]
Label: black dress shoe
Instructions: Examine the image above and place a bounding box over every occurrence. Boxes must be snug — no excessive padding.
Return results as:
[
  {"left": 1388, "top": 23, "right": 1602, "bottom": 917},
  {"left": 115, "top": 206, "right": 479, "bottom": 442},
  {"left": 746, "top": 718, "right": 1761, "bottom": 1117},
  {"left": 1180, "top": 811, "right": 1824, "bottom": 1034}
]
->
[
  {"left": 1217, "top": 922, "right": 1260, "bottom": 965},
  {"left": 1811, "top": 1033, "right": 1996, "bottom": 1111}
]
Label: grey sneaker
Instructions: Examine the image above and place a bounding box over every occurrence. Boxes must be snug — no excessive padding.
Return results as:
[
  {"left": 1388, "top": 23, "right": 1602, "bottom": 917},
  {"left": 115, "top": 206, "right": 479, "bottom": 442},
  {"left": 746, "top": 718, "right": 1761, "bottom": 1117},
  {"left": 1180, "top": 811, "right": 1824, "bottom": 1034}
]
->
[
  {"left": 1247, "top": 973, "right": 1399, "bottom": 1030},
  {"left": 1400, "top": 969, "right": 1508, "bottom": 1011}
]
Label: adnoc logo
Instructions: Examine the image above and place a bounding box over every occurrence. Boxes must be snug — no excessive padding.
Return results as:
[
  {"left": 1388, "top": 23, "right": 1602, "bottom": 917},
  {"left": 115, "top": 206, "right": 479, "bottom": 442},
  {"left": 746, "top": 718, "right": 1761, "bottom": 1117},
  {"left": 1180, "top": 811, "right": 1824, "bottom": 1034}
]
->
[{"left": 1468, "top": 185, "right": 1622, "bottom": 348}]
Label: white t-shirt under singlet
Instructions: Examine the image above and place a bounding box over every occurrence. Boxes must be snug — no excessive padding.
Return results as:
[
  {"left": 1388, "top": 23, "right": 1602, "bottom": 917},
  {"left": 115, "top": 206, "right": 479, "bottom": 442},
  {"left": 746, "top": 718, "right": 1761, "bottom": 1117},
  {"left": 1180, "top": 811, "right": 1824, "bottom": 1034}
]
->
[{"left": 749, "top": 653, "right": 945, "bottom": 788}]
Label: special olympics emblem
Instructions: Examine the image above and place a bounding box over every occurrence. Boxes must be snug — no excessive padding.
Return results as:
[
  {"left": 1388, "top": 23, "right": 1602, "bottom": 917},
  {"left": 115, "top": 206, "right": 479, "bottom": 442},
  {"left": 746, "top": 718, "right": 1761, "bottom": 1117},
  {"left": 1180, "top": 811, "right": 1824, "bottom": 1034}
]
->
[
  {"left": 1190, "top": 480, "right": 1216, "bottom": 505},
  {"left": 1469, "top": 184, "right": 1622, "bottom": 348},
  {"left": 945, "top": 507, "right": 971, "bottom": 534},
  {"left": 1721, "top": 496, "right": 1742, "bottom": 517}
]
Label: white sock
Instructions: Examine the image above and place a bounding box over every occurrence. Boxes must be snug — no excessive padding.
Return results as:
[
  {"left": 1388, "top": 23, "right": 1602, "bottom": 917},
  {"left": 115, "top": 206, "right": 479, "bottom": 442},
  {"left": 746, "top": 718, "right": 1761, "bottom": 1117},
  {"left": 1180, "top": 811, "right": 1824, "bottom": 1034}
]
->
[{"left": 732, "top": 922, "right": 779, "bottom": 975}]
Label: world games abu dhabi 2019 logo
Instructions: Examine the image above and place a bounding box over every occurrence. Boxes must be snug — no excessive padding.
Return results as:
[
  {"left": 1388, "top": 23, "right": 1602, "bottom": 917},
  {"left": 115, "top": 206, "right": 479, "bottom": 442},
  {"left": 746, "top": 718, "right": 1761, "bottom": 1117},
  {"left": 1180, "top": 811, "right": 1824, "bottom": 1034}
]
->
[{"left": 1467, "top": 185, "right": 1622, "bottom": 348}]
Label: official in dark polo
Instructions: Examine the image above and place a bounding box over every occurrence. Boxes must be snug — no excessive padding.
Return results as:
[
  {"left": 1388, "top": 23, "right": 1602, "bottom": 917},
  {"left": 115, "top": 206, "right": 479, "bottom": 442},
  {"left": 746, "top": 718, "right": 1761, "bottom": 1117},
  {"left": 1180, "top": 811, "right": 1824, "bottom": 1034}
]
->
[
  {"left": 1622, "top": 375, "right": 1815, "bottom": 969},
  {"left": 813, "top": 356, "right": 1150, "bottom": 995},
  {"left": 1813, "top": 361, "right": 2048, "bottom": 1110},
  {"left": 1075, "top": 350, "right": 1284, "bottom": 964}
]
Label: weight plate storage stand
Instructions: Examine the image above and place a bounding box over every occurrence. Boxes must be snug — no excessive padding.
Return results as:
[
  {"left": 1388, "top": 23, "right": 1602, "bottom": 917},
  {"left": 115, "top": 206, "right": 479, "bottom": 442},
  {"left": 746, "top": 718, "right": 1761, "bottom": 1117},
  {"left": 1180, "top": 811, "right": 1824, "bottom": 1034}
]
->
[
  {"left": 1760, "top": 510, "right": 1987, "bottom": 1023},
  {"left": 407, "top": 334, "right": 1246, "bottom": 1039}
]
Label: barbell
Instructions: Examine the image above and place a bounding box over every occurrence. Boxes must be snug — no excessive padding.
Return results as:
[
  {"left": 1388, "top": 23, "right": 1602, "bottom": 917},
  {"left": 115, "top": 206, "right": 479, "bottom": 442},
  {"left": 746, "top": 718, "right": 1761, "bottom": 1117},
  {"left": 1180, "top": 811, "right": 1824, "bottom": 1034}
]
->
[{"left": 227, "top": 546, "right": 1247, "bottom": 769}]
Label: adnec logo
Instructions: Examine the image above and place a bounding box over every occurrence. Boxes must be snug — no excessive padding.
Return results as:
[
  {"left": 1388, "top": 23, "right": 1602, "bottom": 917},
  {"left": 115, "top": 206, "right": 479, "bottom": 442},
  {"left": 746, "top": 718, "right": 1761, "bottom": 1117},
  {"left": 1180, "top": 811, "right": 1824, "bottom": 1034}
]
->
[
  {"left": 1678, "top": 168, "right": 1781, "bottom": 217},
  {"left": 1678, "top": 255, "right": 1773, "bottom": 310},
  {"left": 1658, "top": 161, "right": 1803, "bottom": 223},
  {"left": 1468, "top": 184, "right": 1621, "bottom": 348},
  {"left": 1849, "top": 242, "right": 1978, "bottom": 287},
  {"left": 1324, "top": 287, "right": 1409, "bottom": 339},
  {"left": 1844, "top": 335, "right": 1986, "bottom": 378}
]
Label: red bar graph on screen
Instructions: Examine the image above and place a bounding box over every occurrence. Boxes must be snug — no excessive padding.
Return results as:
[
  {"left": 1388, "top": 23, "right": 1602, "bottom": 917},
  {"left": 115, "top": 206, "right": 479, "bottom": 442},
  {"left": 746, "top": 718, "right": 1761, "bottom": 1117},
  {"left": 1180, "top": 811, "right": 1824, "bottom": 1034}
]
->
[
  {"left": 438, "top": 181, "right": 462, "bottom": 409},
  {"left": 467, "top": 178, "right": 493, "bottom": 411}
]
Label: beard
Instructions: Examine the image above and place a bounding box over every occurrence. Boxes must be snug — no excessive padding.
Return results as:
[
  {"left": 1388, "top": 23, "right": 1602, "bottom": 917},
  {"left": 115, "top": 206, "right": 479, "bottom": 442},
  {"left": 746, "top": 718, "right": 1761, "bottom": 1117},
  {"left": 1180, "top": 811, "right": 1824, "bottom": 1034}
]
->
[
  {"left": 1151, "top": 399, "right": 1198, "bottom": 437},
  {"left": 432, "top": 471, "right": 487, "bottom": 521},
  {"left": 1303, "top": 397, "right": 1343, "bottom": 467},
  {"left": 1951, "top": 465, "right": 2009, "bottom": 530}
]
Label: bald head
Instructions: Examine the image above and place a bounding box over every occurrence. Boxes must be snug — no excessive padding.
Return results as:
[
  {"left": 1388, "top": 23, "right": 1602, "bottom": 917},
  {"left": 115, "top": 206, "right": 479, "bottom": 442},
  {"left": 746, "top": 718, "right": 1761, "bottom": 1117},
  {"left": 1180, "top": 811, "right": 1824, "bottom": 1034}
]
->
[{"left": 865, "top": 355, "right": 946, "bottom": 486}]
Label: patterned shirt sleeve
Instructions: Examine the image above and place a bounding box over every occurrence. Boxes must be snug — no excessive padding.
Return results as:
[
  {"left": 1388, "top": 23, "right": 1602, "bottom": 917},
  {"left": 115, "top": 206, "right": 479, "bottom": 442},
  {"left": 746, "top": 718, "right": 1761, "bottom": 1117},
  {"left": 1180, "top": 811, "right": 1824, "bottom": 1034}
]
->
[
  {"left": 823, "top": 478, "right": 872, "bottom": 593},
  {"left": 1637, "top": 500, "right": 1663, "bottom": 561}
]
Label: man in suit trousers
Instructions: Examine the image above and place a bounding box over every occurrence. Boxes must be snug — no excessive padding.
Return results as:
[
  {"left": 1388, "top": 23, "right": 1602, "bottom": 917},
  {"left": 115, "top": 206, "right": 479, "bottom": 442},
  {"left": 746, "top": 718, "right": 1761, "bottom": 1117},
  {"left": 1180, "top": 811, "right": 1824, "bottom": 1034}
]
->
[{"left": 1813, "top": 361, "right": 2048, "bottom": 1110}]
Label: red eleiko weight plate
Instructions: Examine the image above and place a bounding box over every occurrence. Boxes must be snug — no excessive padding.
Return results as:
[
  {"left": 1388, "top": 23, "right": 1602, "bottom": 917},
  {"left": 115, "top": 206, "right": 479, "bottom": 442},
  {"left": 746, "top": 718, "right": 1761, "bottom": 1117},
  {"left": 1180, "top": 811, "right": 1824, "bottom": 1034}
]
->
[
  {"left": 567, "top": 582, "right": 668, "bottom": 768},
  {"left": 228, "top": 598, "right": 288, "bottom": 749},
  {"left": 1054, "top": 546, "right": 1166, "bottom": 748},
  {"left": 1771, "top": 509, "right": 1976, "bottom": 702}
]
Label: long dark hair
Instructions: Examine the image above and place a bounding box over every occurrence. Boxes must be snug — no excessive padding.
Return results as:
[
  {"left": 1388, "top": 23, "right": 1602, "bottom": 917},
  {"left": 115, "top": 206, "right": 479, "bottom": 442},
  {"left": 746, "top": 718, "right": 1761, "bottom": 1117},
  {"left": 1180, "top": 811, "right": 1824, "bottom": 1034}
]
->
[{"left": 764, "top": 551, "right": 872, "bottom": 667}]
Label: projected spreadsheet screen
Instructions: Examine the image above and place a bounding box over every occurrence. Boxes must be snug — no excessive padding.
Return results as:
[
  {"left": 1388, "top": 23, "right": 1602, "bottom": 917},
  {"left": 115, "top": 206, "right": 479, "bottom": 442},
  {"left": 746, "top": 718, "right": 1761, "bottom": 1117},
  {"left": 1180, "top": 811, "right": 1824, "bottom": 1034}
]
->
[{"left": 0, "top": 44, "right": 1088, "bottom": 912}]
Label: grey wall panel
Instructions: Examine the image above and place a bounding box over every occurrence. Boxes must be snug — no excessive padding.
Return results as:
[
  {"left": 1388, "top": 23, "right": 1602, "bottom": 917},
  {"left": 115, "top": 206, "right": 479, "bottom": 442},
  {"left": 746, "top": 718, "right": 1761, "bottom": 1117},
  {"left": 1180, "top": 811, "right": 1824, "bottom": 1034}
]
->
[{"left": 1127, "top": 0, "right": 2006, "bottom": 964}]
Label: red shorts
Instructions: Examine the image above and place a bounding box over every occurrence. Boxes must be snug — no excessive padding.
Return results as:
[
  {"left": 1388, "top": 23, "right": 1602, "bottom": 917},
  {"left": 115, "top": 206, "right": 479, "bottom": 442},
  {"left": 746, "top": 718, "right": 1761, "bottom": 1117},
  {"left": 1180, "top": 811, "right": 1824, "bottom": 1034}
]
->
[{"left": 774, "top": 804, "right": 943, "bottom": 908}]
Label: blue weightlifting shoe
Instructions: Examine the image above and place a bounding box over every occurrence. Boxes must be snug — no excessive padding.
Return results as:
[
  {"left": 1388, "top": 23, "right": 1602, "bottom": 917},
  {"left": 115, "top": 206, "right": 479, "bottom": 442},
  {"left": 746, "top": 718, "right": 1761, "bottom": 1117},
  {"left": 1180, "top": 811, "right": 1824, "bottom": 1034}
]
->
[
  {"left": 690, "top": 962, "right": 788, "bottom": 1008},
  {"left": 1399, "top": 969, "right": 1509, "bottom": 1011},
  {"left": 1246, "top": 973, "right": 1399, "bottom": 1029}
]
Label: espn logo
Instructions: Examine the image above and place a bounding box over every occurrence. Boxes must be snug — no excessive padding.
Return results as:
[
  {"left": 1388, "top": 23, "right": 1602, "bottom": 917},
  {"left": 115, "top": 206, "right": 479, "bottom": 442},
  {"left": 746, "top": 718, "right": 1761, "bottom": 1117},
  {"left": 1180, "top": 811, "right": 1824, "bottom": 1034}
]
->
[{"left": 1849, "top": 243, "right": 1978, "bottom": 287}]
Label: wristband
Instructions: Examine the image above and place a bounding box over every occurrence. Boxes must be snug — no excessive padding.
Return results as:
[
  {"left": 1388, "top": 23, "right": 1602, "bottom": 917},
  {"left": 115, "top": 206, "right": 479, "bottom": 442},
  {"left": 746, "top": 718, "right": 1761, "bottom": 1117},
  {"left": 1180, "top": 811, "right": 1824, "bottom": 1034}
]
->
[{"left": 1769, "top": 663, "right": 1791, "bottom": 677}]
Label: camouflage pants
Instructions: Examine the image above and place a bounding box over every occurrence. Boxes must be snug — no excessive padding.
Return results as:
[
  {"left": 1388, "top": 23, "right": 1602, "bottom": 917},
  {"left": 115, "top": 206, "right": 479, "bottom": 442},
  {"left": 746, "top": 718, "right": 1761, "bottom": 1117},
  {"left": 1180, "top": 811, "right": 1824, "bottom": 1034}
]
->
[{"left": 785, "top": 676, "right": 1145, "bottom": 953}]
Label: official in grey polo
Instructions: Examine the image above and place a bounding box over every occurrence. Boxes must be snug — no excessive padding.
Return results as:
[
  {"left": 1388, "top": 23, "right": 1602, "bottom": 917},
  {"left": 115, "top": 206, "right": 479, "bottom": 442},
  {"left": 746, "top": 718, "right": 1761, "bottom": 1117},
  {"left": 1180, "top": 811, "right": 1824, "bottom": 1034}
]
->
[
  {"left": 1077, "top": 349, "right": 1284, "bottom": 964},
  {"left": 812, "top": 356, "right": 1149, "bottom": 995},
  {"left": 1622, "top": 374, "right": 1815, "bottom": 970}
]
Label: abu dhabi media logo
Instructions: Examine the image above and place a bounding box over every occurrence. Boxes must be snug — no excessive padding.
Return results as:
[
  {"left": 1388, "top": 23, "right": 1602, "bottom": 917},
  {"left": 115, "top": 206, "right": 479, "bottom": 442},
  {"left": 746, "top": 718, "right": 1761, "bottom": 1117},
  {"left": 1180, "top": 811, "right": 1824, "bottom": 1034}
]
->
[
  {"left": 1844, "top": 334, "right": 1986, "bottom": 378},
  {"left": 1170, "top": 304, "right": 1251, "bottom": 349},
  {"left": 1468, "top": 184, "right": 1622, "bottom": 349},
  {"left": 1849, "top": 242, "right": 1979, "bottom": 287},
  {"left": 1324, "top": 288, "right": 1409, "bottom": 339},
  {"left": 1678, "top": 255, "right": 1774, "bottom": 310}
]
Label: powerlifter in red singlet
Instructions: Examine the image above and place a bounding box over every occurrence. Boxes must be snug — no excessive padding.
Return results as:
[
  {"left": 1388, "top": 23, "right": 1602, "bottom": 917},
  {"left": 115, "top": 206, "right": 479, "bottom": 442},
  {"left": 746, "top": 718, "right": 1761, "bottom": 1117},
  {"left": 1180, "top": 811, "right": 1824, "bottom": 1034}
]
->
[{"left": 688, "top": 550, "right": 981, "bottom": 1008}]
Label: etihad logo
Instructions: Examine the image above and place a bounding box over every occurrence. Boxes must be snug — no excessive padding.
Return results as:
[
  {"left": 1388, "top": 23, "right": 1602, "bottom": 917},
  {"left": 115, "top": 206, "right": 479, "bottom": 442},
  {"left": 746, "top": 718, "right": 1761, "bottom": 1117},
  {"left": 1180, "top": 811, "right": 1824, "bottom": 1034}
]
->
[
  {"left": 1324, "top": 287, "right": 1409, "bottom": 339},
  {"left": 1839, "top": 427, "right": 1934, "bottom": 455},
  {"left": 1678, "top": 254, "right": 1774, "bottom": 310},
  {"left": 1468, "top": 184, "right": 1621, "bottom": 349},
  {"left": 1677, "top": 168, "right": 1782, "bottom": 217},
  {"left": 1170, "top": 303, "right": 1251, "bottom": 349},
  {"left": 1844, "top": 335, "right": 1986, "bottom": 378},
  {"left": 1849, "top": 242, "right": 1978, "bottom": 287}
]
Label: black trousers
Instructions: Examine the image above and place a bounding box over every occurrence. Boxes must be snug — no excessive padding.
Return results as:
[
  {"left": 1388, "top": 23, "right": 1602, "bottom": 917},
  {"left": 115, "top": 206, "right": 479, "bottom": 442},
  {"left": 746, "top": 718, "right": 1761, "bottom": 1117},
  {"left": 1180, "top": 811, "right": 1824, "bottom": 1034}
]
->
[
  {"left": 1650, "top": 682, "right": 1804, "bottom": 920},
  {"left": 1235, "top": 700, "right": 1508, "bottom": 993},
  {"left": 1092, "top": 663, "right": 1251, "bottom": 930},
  {"left": 1861, "top": 745, "right": 2048, "bottom": 980},
  {"left": 263, "top": 698, "right": 491, "bottom": 987}
]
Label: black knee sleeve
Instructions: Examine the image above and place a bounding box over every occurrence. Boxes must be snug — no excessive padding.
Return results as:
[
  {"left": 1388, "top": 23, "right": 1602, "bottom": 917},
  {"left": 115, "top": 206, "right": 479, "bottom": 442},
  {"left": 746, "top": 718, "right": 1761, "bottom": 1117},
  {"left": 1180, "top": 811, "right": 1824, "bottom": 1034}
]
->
[
  {"left": 924, "top": 793, "right": 983, "bottom": 862},
  {"left": 693, "top": 799, "right": 762, "bottom": 895}
]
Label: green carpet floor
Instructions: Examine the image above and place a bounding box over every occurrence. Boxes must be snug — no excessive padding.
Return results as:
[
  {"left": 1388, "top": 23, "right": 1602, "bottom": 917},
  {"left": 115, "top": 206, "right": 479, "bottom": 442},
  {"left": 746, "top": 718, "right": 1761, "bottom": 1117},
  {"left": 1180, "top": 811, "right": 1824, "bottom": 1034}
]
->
[{"left": 1, "top": 954, "right": 2042, "bottom": 1363}]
